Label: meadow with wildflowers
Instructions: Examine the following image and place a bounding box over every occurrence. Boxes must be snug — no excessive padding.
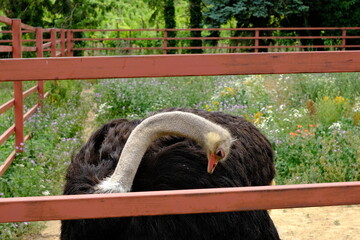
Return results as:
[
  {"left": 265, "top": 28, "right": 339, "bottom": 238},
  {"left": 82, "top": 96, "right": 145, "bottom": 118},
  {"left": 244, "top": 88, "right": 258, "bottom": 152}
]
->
[
  {"left": 0, "top": 73, "right": 359, "bottom": 239},
  {"left": 94, "top": 73, "right": 360, "bottom": 185}
]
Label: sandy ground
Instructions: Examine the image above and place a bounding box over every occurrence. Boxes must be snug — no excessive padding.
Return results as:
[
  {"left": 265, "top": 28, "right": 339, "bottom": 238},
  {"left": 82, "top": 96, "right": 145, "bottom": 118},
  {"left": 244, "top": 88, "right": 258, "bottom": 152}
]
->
[
  {"left": 26, "top": 205, "right": 360, "bottom": 240},
  {"left": 271, "top": 205, "right": 360, "bottom": 240}
]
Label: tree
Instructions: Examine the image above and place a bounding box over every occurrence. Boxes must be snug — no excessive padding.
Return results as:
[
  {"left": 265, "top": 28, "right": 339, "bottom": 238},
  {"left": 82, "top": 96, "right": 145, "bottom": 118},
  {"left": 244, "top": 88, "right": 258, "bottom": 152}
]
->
[
  {"left": 0, "top": 0, "right": 114, "bottom": 29},
  {"left": 0, "top": 0, "right": 52, "bottom": 27},
  {"left": 144, "top": 0, "right": 177, "bottom": 53},
  {"left": 280, "top": 0, "right": 360, "bottom": 50},
  {"left": 202, "top": 0, "right": 309, "bottom": 50},
  {"left": 51, "top": 0, "right": 115, "bottom": 29},
  {"left": 189, "top": 0, "right": 203, "bottom": 53},
  {"left": 280, "top": 0, "right": 360, "bottom": 27}
]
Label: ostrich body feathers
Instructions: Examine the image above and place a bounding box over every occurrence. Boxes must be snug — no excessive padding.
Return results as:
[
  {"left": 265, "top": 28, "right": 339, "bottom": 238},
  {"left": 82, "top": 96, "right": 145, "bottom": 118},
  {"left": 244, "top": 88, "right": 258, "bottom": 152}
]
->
[{"left": 61, "top": 108, "right": 279, "bottom": 240}]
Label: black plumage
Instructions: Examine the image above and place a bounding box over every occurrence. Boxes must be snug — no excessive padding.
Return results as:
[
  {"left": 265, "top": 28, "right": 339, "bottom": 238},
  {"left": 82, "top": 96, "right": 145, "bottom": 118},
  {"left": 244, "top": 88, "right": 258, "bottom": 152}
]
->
[{"left": 61, "top": 108, "right": 279, "bottom": 240}]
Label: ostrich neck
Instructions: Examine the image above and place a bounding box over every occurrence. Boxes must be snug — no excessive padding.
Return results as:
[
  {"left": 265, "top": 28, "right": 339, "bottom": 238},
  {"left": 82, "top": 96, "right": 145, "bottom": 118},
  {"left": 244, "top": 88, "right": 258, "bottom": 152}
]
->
[{"left": 106, "top": 111, "right": 226, "bottom": 192}]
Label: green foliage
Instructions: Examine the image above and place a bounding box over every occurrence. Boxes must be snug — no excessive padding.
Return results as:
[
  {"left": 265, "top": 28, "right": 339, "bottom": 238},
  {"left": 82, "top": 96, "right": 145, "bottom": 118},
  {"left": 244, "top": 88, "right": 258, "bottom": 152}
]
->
[
  {"left": 283, "top": 73, "right": 360, "bottom": 107},
  {"left": 275, "top": 123, "right": 359, "bottom": 184},
  {"left": 301, "top": 0, "right": 360, "bottom": 27},
  {"left": 0, "top": 0, "right": 53, "bottom": 27},
  {"left": 203, "top": 0, "right": 308, "bottom": 27},
  {"left": 93, "top": 77, "right": 217, "bottom": 123},
  {"left": 0, "top": 0, "right": 116, "bottom": 29}
]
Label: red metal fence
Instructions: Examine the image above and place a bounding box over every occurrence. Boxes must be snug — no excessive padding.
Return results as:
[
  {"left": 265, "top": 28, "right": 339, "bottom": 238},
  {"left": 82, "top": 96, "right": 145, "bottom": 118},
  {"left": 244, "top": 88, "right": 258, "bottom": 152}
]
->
[
  {"left": 70, "top": 27, "right": 360, "bottom": 55},
  {"left": 1, "top": 16, "right": 360, "bottom": 57},
  {"left": 0, "top": 16, "right": 359, "bottom": 225}
]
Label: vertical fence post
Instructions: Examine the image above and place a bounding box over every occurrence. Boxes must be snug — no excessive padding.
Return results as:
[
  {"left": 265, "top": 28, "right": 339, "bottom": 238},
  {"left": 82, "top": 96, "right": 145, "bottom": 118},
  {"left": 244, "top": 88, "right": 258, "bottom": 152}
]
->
[
  {"left": 36, "top": 27, "right": 44, "bottom": 58},
  {"left": 12, "top": 19, "right": 24, "bottom": 152},
  {"left": 60, "top": 29, "right": 66, "bottom": 56},
  {"left": 342, "top": 29, "right": 346, "bottom": 51},
  {"left": 12, "top": 19, "right": 22, "bottom": 58},
  {"left": 36, "top": 27, "right": 45, "bottom": 108},
  {"left": 254, "top": 30, "right": 259, "bottom": 53},
  {"left": 66, "top": 30, "right": 74, "bottom": 56},
  {"left": 50, "top": 28, "right": 57, "bottom": 57},
  {"left": 163, "top": 30, "right": 168, "bottom": 54}
]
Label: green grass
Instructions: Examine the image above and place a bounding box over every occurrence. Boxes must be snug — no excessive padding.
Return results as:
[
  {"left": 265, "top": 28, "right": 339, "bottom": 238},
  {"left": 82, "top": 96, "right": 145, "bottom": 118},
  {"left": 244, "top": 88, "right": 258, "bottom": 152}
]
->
[{"left": 0, "top": 80, "right": 89, "bottom": 240}]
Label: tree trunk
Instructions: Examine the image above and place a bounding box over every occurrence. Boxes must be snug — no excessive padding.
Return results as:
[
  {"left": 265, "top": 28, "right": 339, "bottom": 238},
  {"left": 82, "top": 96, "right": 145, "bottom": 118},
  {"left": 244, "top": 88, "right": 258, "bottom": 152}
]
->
[
  {"left": 164, "top": 0, "right": 176, "bottom": 53},
  {"left": 189, "top": 0, "right": 203, "bottom": 53}
]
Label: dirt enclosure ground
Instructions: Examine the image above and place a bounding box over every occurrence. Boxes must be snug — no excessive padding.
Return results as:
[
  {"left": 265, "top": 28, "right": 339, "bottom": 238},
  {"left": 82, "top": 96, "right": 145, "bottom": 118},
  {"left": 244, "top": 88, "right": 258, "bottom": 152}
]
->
[
  {"left": 26, "top": 205, "right": 360, "bottom": 240},
  {"left": 271, "top": 205, "right": 360, "bottom": 240}
]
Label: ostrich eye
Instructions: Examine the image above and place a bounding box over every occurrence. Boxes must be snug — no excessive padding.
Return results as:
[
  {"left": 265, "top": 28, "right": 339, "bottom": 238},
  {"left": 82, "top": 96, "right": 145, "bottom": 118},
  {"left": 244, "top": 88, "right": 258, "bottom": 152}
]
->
[{"left": 216, "top": 148, "right": 225, "bottom": 158}]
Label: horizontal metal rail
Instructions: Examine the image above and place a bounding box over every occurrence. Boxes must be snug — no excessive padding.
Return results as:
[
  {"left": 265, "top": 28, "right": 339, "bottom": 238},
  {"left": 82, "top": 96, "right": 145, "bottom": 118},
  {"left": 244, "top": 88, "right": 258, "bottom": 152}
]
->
[
  {"left": 0, "top": 125, "right": 15, "bottom": 146},
  {"left": 0, "top": 46, "right": 12, "bottom": 52},
  {"left": 73, "top": 35, "right": 360, "bottom": 42},
  {"left": 0, "top": 134, "right": 31, "bottom": 177},
  {"left": 73, "top": 44, "right": 360, "bottom": 52},
  {"left": 0, "top": 182, "right": 358, "bottom": 223},
  {"left": 70, "top": 27, "right": 360, "bottom": 32},
  {"left": 0, "top": 151, "right": 16, "bottom": 176},
  {"left": 23, "top": 85, "right": 38, "bottom": 98},
  {"left": 0, "top": 15, "right": 12, "bottom": 25},
  {"left": 1, "top": 52, "right": 360, "bottom": 82},
  {"left": 0, "top": 99, "right": 14, "bottom": 114}
]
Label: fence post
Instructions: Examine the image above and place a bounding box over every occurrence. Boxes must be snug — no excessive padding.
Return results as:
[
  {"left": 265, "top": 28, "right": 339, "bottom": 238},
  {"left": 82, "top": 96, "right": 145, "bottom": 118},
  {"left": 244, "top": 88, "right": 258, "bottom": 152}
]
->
[
  {"left": 254, "top": 30, "right": 259, "bottom": 53},
  {"left": 12, "top": 19, "right": 24, "bottom": 152},
  {"left": 342, "top": 29, "right": 346, "bottom": 51},
  {"left": 50, "top": 28, "right": 57, "bottom": 57},
  {"left": 163, "top": 30, "right": 168, "bottom": 54},
  {"left": 66, "top": 30, "right": 74, "bottom": 56},
  {"left": 36, "top": 27, "right": 45, "bottom": 108},
  {"left": 60, "top": 29, "right": 66, "bottom": 56}
]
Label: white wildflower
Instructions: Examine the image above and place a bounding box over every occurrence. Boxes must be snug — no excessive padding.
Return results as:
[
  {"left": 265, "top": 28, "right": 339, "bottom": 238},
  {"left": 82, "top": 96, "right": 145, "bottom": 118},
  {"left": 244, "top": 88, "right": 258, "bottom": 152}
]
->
[
  {"left": 329, "top": 122, "right": 341, "bottom": 130},
  {"left": 42, "top": 190, "right": 50, "bottom": 196},
  {"left": 292, "top": 109, "right": 303, "bottom": 118},
  {"left": 352, "top": 97, "right": 360, "bottom": 113}
]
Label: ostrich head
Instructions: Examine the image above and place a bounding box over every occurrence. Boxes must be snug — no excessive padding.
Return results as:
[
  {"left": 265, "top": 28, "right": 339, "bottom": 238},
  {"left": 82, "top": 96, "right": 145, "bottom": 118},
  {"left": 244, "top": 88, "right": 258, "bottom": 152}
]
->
[{"left": 205, "top": 131, "right": 232, "bottom": 174}]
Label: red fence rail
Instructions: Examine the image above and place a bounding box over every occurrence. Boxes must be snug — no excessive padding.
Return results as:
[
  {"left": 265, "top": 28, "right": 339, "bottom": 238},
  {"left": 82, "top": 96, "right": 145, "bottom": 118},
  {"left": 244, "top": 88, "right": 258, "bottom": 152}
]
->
[
  {"left": 0, "top": 182, "right": 359, "bottom": 223},
  {"left": 0, "top": 16, "right": 359, "bottom": 226}
]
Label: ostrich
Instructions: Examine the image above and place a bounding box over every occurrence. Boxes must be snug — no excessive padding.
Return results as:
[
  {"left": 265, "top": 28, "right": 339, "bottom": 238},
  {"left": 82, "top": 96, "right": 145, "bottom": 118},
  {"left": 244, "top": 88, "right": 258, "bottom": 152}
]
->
[{"left": 61, "top": 108, "right": 279, "bottom": 240}]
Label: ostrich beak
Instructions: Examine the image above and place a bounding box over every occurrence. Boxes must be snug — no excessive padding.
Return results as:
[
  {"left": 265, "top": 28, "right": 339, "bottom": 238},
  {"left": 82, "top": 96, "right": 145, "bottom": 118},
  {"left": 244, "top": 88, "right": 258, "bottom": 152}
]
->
[{"left": 207, "top": 153, "right": 218, "bottom": 174}]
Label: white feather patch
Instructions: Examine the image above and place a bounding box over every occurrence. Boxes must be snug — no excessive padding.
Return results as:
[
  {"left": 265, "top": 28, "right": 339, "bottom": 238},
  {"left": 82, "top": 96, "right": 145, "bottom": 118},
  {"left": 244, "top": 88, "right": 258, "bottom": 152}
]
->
[{"left": 94, "top": 177, "right": 129, "bottom": 193}]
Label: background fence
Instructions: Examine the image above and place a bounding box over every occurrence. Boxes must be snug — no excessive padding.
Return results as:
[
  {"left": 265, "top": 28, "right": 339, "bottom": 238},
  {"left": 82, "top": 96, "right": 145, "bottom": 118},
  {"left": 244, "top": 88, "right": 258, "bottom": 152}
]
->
[
  {"left": 1, "top": 16, "right": 360, "bottom": 58},
  {"left": 70, "top": 27, "right": 360, "bottom": 55}
]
